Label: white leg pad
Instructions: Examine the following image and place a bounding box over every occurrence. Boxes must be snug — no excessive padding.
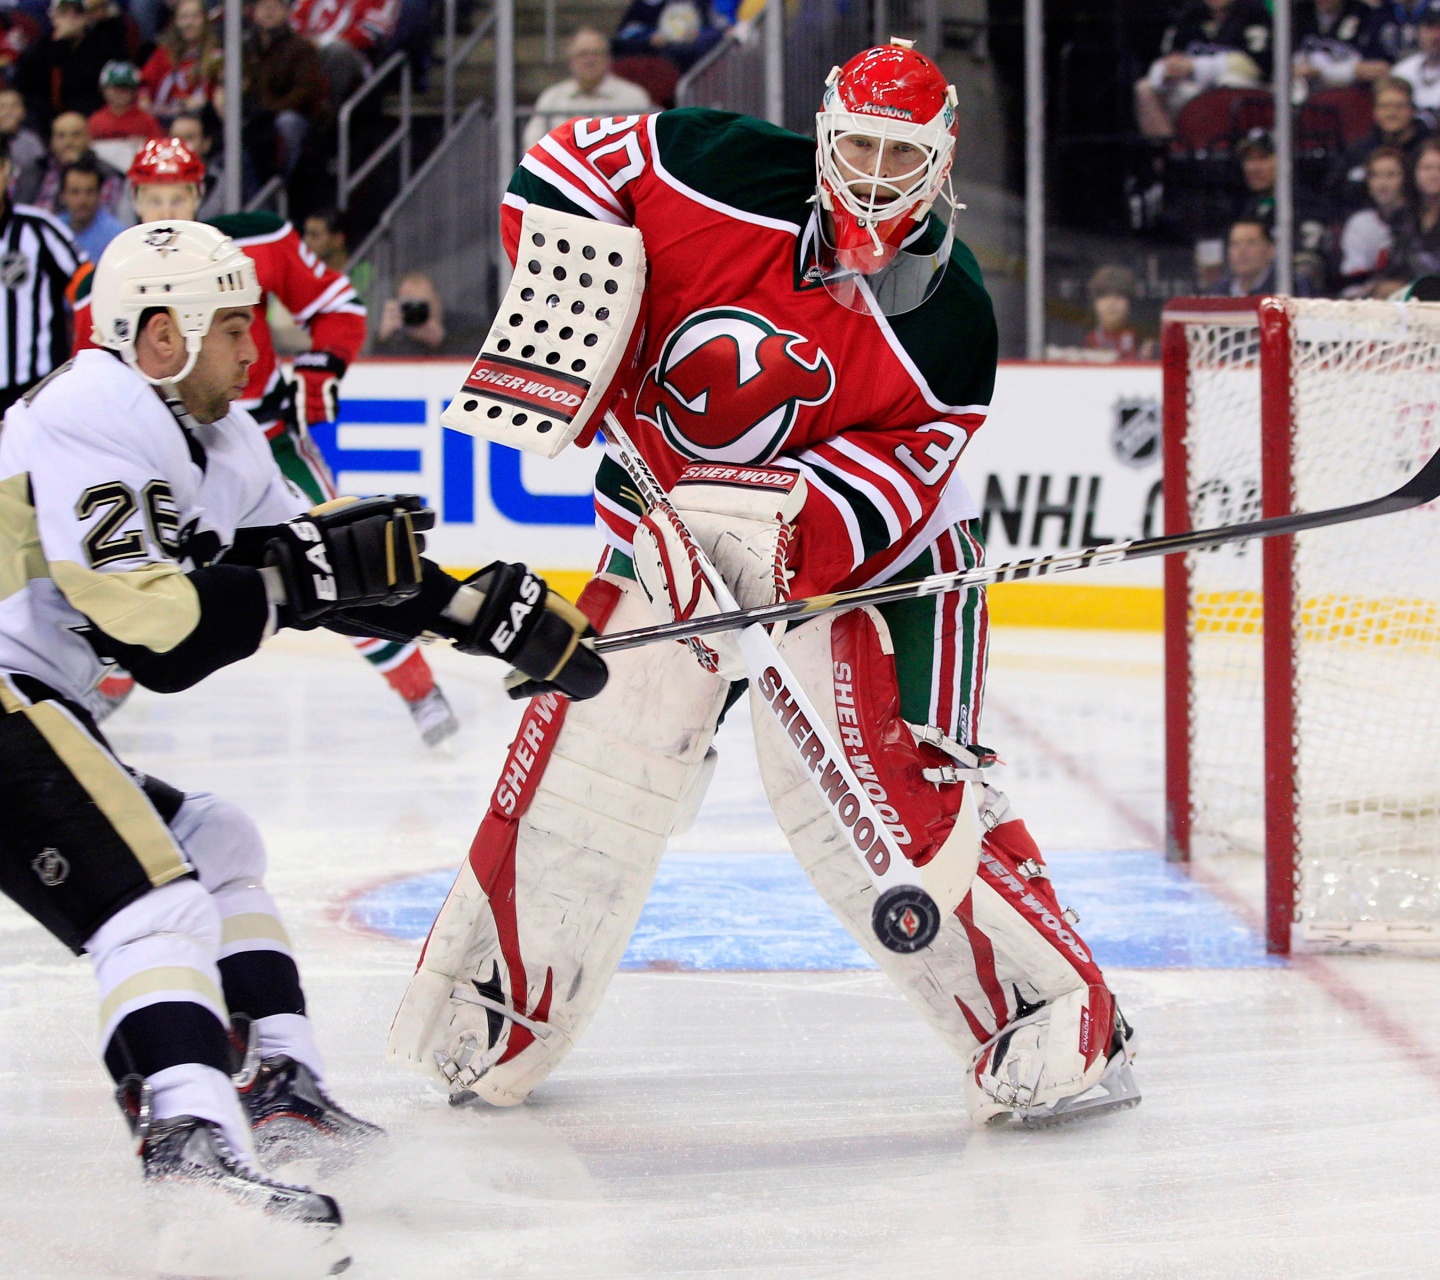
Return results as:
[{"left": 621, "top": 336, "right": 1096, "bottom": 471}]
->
[
  {"left": 752, "top": 608, "right": 996, "bottom": 1064},
  {"left": 389, "top": 576, "right": 729, "bottom": 1104}
]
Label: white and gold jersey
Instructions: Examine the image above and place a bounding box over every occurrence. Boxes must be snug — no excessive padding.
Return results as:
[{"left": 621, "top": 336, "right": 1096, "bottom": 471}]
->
[{"left": 0, "top": 349, "right": 306, "bottom": 703}]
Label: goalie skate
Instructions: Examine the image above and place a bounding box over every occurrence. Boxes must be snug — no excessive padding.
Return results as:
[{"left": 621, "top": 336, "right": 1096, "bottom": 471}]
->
[{"left": 967, "top": 988, "right": 1140, "bottom": 1129}]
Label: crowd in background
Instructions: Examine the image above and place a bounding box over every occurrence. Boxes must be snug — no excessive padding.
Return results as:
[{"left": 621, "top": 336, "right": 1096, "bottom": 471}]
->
[
  {"left": 0, "top": 0, "right": 430, "bottom": 253},
  {"left": 1067, "top": 0, "right": 1440, "bottom": 361}
]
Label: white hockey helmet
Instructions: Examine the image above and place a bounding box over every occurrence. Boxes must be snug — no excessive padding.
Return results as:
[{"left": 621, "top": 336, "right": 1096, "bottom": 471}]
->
[{"left": 90, "top": 220, "right": 260, "bottom": 385}]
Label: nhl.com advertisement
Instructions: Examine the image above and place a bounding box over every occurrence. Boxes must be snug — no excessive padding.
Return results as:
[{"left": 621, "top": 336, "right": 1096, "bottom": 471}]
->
[{"left": 323, "top": 359, "right": 1165, "bottom": 627}]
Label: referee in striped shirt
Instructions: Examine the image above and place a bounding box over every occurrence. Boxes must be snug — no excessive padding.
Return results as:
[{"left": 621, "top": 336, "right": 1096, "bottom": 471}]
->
[{"left": 0, "top": 135, "right": 82, "bottom": 416}]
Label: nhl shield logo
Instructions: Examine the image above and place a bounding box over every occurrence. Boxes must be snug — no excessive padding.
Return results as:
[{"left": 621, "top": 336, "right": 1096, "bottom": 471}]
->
[
  {"left": 0, "top": 251, "right": 30, "bottom": 289},
  {"left": 31, "top": 848, "right": 69, "bottom": 887},
  {"left": 635, "top": 307, "right": 835, "bottom": 463},
  {"left": 1111, "top": 396, "right": 1161, "bottom": 469}
]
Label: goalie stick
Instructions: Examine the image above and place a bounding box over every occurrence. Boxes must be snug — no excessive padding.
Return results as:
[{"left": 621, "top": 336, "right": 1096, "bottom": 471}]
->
[
  {"left": 589, "top": 442, "right": 1440, "bottom": 656},
  {"left": 601, "top": 412, "right": 969, "bottom": 955}
]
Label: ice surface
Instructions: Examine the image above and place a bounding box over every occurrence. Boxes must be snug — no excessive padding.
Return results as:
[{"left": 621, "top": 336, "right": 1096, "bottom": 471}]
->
[{"left": 2, "top": 627, "right": 1439, "bottom": 1279}]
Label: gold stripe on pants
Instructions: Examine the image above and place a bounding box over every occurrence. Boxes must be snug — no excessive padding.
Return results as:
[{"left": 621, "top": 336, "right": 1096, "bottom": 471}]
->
[{"left": 15, "top": 698, "right": 191, "bottom": 888}]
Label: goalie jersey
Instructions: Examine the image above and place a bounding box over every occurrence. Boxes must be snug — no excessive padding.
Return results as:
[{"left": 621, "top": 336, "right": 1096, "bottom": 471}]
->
[
  {"left": 506, "top": 107, "right": 999, "bottom": 598},
  {"left": 0, "top": 350, "right": 307, "bottom": 704}
]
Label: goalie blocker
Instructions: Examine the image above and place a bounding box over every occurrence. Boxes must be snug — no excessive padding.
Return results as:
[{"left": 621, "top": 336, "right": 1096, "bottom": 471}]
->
[{"left": 439, "top": 206, "right": 647, "bottom": 457}]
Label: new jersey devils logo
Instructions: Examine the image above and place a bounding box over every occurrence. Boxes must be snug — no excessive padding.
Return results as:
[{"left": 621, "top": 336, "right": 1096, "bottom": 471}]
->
[{"left": 635, "top": 307, "right": 835, "bottom": 463}]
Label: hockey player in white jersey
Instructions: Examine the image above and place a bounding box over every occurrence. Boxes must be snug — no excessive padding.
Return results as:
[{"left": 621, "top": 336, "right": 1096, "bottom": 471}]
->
[{"left": 0, "top": 221, "right": 606, "bottom": 1271}]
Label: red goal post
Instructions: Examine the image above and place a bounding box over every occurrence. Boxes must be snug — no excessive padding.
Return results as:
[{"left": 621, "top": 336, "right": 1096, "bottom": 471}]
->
[{"left": 1162, "top": 296, "right": 1440, "bottom": 954}]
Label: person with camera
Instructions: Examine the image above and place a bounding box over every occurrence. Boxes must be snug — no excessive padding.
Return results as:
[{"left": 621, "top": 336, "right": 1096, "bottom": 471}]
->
[{"left": 373, "top": 270, "right": 486, "bottom": 356}]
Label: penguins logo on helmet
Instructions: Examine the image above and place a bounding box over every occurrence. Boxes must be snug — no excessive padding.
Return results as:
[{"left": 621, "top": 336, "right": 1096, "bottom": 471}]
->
[{"left": 142, "top": 225, "right": 181, "bottom": 255}]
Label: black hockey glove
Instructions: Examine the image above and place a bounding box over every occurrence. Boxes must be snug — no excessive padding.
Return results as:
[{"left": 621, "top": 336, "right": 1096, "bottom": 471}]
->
[
  {"left": 265, "top": 495, "right": 434, "bottom": 629},
  {"left": 443, "top": 561, "right": 608, "bottom": 701}
]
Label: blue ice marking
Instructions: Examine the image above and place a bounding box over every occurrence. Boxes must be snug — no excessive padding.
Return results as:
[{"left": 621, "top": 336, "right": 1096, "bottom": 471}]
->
[{"left": 345, "top": 849, "right": 1278, "bottom": 970}]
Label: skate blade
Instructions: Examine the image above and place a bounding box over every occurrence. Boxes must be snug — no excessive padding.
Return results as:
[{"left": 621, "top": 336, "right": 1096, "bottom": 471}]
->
[
  {"left": 1017, "top": 1059, "right": 1143, "bottom": 1130},
  {"left": 151, "top": 1184, "right": 351, "bottom": 1279}
]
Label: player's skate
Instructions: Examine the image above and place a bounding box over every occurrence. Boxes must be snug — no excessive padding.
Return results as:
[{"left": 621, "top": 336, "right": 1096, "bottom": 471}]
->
[
  {"left": 240, "top": 1056, "right": 386, "bottom": 1174},
  {"left": 118, "top": 1077, "right": 351, "bottom": 1277},
  {"left": 966, "top": 986, "right": 1140, "bottom": 1130},
  {"left": 405, "top": 683, "right": 460, "bottom": 746}
]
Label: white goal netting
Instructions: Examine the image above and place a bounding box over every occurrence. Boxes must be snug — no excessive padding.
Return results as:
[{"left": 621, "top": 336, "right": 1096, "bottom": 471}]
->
[{"left": 1173, "top": 298, "right": 1440, "bottom": 946}]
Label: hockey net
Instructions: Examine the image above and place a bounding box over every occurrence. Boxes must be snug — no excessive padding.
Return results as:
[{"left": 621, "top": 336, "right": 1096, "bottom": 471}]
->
[{"left": 1163, "top": 296, "right": 1440, "bottom": 952}]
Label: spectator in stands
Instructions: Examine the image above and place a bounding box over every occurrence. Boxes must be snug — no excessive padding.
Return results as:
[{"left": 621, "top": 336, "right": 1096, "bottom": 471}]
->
[
  {"left": 612, "top": 0, "right": 729, "bottom": 74},
  {"left": 36, "top": 0, "right": 133, "bottom": 119},
  {"left": 1210, "top": 218, "right": 1284, "bottom": 295},
  {"left": 243, "top": 0, "right": 329, "bottom": 180},
  {"left": 169, "top": 109, "right": 245, "bottom": 218},
  {"left": 1231, "top": 128, "right": 1331, "bottom": 292},
  {"left": 522, "top": 27, "right": 653, "bottom": 150},
  {"left": 290, "top": 0, "right": 399, "bottom": 108},
  {"left": 1135, "top": 0, "right": 1273, "bottom": 141},
  {"left": 373, "top": 271, "right": 484, "bottom": 356},
  {"left": 57, "top": 154, "right": 121, "bottom": 257},
  {"left": 140, "top": 0, "right": 223, "bottom": 127},
  {"left": 13, "top": 110, "right": 122, "bottom": 212},
  {"left": 88, "top": 60, "right": 163, "bottom": 141},
  {"left": 1377, "top": 136, "right": 1440, "bottom": 286},
  {"left": 1338, "top": 145, "right": 1408, "bottom": 292},
  {"left": 1376, "top": 1, "right": 1433, "bottom": 63},
  {"left": 0, "top": 86, "right": 45, "bottom": 178},
  {"left": 1083, "top": 265, "right": 1156, "bottom": 359},
  {"left": 303, "top": 207, "right": 373, "bottom": 304},
  {"left": 1329, "top": 75, "right": 1431, "bottom": 210},
  {"left": 1391, "top": 7, "right": 1440, "bottom": 115},
  {"left": 1294, "top": 0, "right": 1391, "bottom": 90}
]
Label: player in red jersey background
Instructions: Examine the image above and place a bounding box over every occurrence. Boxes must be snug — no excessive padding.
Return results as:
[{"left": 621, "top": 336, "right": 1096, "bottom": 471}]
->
[
  {"left": 396, "top": 42, "right": 1141, "bottom": 1128},
  {"left": 70, "top": 139, "right": 460, "bottom": 745}
]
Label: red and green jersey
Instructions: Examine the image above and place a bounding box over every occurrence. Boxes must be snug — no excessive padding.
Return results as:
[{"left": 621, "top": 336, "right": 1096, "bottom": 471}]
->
[
  {"left": 506, "top": 107, "right": 998, "bottom": 596},
  {"left": 70, "top": 211, "right": 366, "bottom": 433}
]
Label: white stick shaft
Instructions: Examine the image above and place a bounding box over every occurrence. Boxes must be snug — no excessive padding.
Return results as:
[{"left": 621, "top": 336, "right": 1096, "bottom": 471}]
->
[{"left": 602, "top": 416, "right": 923, "bottom": 899}]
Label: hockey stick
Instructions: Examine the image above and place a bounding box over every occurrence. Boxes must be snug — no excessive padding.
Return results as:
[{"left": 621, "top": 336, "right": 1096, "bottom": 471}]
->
[
  {"left": 600, "top": 412, "right": 963, "bottom": 955},
  {"left": 592, "top": 444, "right": 1440, "bottom": 656}
]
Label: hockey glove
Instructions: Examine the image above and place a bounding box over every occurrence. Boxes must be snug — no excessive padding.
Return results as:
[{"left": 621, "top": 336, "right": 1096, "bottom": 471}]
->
[
  {"left": 633, "top": 464, "right": 806, "bottom": 678},
  {"left": 293, "top": 351, "right": 346, "bottom": 426},
  {"left": 265, "top": 495, "right": 433, "bottom": 628},
  {"left": 440, "top": 561, "right": 608, "bottom": 700}
]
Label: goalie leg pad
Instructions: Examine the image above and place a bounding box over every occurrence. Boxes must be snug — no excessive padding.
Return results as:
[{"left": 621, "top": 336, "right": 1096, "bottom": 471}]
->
[
  {"left": 754, "top": 607, "right": 1126, "bottom": 1114},
  {"left": 388, "top": 575, "right": 729, "bottom": 1104},
  {"left": 753, "top": 607, "right": 994, "bottom": 1051}
]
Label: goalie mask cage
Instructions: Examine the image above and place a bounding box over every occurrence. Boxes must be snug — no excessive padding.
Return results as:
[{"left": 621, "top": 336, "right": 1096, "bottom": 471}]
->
[{"left": 1163, "top": 296, "right": 1440, "bottom": 954}]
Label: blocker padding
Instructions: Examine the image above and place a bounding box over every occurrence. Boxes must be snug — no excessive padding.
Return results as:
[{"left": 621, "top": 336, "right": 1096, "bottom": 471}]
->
[{"left": 441, "top": 206, "right": 647, "bottom": 458}]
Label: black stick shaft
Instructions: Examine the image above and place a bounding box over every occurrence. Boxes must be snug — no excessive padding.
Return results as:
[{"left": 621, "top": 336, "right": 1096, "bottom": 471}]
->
[{"left": 591, "top": 445, "right": 1440, "bottom": 656}]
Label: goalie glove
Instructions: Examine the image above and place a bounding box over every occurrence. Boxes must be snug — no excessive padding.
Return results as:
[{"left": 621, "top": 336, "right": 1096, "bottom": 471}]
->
[
  {"left": 264, "top": 495, "right": 432, "bottom": 629},
  {"left": 438, "top": 562, "right": 608, "bottom": 701},
  {"left": 632, "top": 464, "right": 806, "bottom": 676},
  {"left": 293, "top": 351, "right": 346, "bottom": 427}
]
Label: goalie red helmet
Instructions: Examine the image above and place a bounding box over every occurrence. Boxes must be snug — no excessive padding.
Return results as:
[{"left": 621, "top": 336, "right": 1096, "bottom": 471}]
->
[
  {"left": 128, "top": 137, "right": 206, "bottom": 186},
  {"left": 816, "top": 39, "right": 959, "bottom": 277}
]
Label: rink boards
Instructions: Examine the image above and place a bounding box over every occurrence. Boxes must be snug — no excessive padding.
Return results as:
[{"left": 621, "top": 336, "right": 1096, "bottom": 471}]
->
[{"left": 324, "top": 358, "right": 1166, "bottom": 627}]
